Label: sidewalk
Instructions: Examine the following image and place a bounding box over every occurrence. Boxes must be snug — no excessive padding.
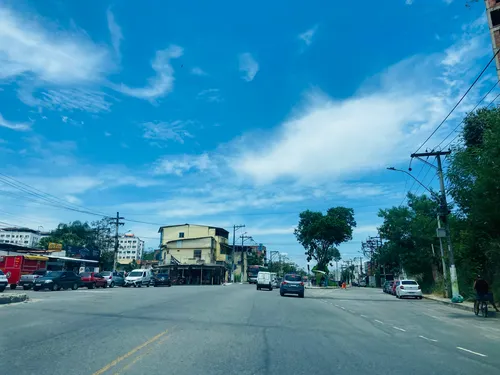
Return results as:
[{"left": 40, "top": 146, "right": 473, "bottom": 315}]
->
[{"left": 423, "top": 294, "right": 498, "bottom": 318}]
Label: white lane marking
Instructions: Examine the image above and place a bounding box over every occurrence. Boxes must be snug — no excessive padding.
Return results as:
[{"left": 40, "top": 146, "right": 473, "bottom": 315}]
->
[
  {"left": 340, "top": 307, "right": 346, "bottom": 310},
  {"left": 334, "top": 304, "right": 340, "bottom": 307},
  {"left": 360, "top": 314, "right": 368, "bottom": 318},
  {"left": 393, "top": 326, "right": 406, "bottom": 332},
  {"left": 374, "top": 319, "right": 384, "bottom": 324},
  {"left": 348, "top": 310, "right": 355, "bottom": 313},
  {"left": 419, "top": 335, "right": 438, "bottom": 342},
  {"left": 457, "top": 347, "right": 487, "bottom": 357}
]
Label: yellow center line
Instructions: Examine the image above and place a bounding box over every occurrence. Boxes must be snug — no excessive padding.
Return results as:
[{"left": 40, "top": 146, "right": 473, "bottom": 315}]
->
[
  {"left": 91, "top": 328, "right": 170, "bottom": 375},
  {"left": 112, "top": 336, "right": 170, "bottom": 375}
]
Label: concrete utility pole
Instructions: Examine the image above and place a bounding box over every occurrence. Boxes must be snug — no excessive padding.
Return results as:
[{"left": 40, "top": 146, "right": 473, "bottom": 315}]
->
[
  {"left": 109, "top": 212, "right": 124, "bottom": 272},
  {"left": 411, "top": 150, "right": 459, "bottom": 300},
  {"left": 437, "top": 215, "right": 449, "bottom": 298},
  {"left": 231, "top": 224, "right": 245, "bottom": 282},
  {"left": 240, "top": 233, "right": 253, "bottom": 284}
]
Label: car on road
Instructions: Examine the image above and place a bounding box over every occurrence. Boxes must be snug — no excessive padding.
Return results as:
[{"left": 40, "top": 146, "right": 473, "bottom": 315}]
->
[
  {"left": 0, "top": 269, "right": 8, "bottom": 292},
  {"left": 391, "top": 280, "right": 400, "bottom": 295},
  {"left": 383, "top": 280, "right": 394, "bottom": 293},
  {"left": 395, "top": 279, "right": 423, "bottom": 299},
  {"left": 280, "top": 274, "right": 305, "bottom": 298},
  {"left": 153, "top": 273, "right": 172, "bottom": 287},
  {"left": 124, "top": 269, "right": 152, "bottom": 287},
  {"left": 33, "top": 271, "right": 82, "bottom": 291},
  {"left": 257, "top": 271, "right": 273, "bottom": 291},
  {"left": 80, "top": 272, "right": 98, "bottom": 289},
  {"left": 99, "top": 271, "right": 124, "bottom": 288},
  {"left": 19, "top": 269, "right": 49, "bottom": 290}
]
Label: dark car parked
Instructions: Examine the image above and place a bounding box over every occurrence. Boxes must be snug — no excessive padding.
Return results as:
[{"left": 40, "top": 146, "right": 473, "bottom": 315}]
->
[
  {"left": 280, "top": 274, "right": 305, "bottom": 298},
  {"left": 33, "top": 271, "right": 81, "bottom": 291},
  {"left": 153, "top": 273, "right": 172, "bottom": 287}
]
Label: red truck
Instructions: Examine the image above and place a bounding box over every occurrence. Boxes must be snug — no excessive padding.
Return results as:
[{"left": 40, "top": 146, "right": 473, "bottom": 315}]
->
[{"left": 0, "top": 254, "right": 48, "bottom": 290}]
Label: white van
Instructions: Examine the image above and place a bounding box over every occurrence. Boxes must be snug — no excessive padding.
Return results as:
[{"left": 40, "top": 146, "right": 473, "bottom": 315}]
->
[
  {"left": 124, "top": 268, "right": 153, "bottom": 287},
  {"left": 257, "top": 271, "right": 272, "bottom": 291}
]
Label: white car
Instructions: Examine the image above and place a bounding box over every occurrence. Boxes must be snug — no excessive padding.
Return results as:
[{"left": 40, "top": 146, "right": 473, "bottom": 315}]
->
[
  {"left": 124, "top": 269, "right": 152, "bottom": 287},
  {"left": 0, "top": 269, "right": 8, "bottom": 293},
  {"left": 396, "top": 279, "right": 423, "bottom": 299}
]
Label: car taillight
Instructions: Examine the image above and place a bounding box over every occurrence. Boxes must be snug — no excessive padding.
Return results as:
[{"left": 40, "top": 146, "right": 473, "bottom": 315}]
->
[
  {"left": 400, "top": 286, "right": 405, "bottom": 289},
  {"left": 282, "top": 281, "right": 287, "bottom": 285},
  {"left": 300, "top": 282, "right": 304, "bottom": 286},
  {"left": 418, "top": 285, "right": 421, "bottom": 289}
]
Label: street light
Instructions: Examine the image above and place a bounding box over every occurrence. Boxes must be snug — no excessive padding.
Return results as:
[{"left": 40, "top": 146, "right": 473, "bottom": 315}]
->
[{"left": 386, "top": 167, "right": 438, "bottom": 198}]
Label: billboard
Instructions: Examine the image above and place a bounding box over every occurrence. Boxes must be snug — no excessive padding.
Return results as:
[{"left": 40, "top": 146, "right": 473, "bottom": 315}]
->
[{"left": 65, "top": 246, "right": 100, "bottom": 261}]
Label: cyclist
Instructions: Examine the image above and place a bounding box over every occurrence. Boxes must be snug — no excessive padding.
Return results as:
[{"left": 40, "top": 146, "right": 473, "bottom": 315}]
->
[{"left": 474, "top": 275, "right": 499, "bottom": 313}]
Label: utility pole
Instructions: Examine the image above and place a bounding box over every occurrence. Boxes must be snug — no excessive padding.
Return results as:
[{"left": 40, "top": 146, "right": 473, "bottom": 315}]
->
[
  {"left": 437, "top": 215, "right": 449, "bottom": 298},
  {"left": 411, "top": 150, "right": 459, "bottom": 300},
  {"left": 109, "top": 212, "right": 124, "bottom": 272},
  {"left": 231, "top": 224, "right": 245, "bottom": 282},
  {"left": 240, "top": 233, "right": 252, "bottom": 284}
]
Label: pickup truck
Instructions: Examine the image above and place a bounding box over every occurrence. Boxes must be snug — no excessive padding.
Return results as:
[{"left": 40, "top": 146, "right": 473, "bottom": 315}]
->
[{"left": 19, "top": 269, "right": 49, "bottom": 290}]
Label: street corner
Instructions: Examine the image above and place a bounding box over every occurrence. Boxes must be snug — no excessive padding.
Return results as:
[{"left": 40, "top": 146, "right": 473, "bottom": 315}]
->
[{"left": 0, "top": 292, "right": 28, "bottom": 305}]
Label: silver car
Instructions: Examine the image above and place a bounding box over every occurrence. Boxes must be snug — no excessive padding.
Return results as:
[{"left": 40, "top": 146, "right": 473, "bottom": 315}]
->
[
  {"left": 280, "top": 274, "right": 305, "bottom": 298},
  {"left": 99, "top": 271, "right": 124, "bottom": 288}
]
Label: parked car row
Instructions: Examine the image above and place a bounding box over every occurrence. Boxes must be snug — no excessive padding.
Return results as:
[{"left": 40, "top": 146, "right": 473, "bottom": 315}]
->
[
  {"left": 383, "top": 279, "right": 423, "bottom": 299},
  {"left": 7, "top": 269, "right": 172, "bottom": 292}
]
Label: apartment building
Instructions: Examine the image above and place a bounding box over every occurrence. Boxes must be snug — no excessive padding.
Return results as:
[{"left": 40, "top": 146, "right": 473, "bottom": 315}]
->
[
  {"left": 112, "top": 233, "right": 145, "bottom": 264},
  {"left": 0, "top": 227, "right": 49, "bottom": 248}
]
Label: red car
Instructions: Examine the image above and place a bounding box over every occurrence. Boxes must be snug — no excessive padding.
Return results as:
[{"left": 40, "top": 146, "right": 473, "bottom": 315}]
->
[
  {"left": 94, "top": 273, "right": 109, "bottom": 288},
  {"left": 80, "top": 272, "right": 97, "bottom": 289},
  {"left": 392, "top": 280, "right": 400, "bottom": 295}
]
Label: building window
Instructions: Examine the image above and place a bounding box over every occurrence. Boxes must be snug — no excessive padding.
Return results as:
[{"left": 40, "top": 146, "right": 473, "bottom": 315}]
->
[
  {"left": 194, "top": 249, "right": 202, "bottom": 259},
  {"left": 176, "top": 240, "right": 183, "bottom": 248},
  {"left": 178, "top": 232, "right": 185, "bottom": 238}
]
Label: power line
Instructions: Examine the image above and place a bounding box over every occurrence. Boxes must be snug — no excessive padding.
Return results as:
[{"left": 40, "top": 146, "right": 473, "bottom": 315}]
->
[
  {"left": 442, "top": 90, "right": 500, "bottom": 149},
  {"left": 414, "top": 48, "right": 500, "bottom": 154},
  {"left": 434, "top": 79, "right": 499, "bottom": 150}
]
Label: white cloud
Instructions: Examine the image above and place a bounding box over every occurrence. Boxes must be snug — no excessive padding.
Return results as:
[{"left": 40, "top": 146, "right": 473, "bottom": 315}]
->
[
  {"left": 0, "top": 6, "right": 111, "bottom": 85},
  {"left": 18, "top": 87, "right": 113, "bottom": 113},
  {"left": 142, "top": 120, "right": 194, "bottom": 144},
  {"left": 229, "top": 18, "right": 491, "bottom": 186},
  {"left": 111, "top": 45, "right": 183, "bottom": 100},
  {"left": 0, "top": 113, "right": 31, "bottom": 131},
  {"left": 405, "top": 0, "right": 414, "bottom": 5},
  {"left": 238, "top": 53, "right": 259, "bottom": 82},
  {"left": 153, "top": 154, "right": 211, "bottom": 176},
  {"left": 191, "top": 67, "right": 207, "bottom": 76},
  {"left": 104, "top": 131, "right": 112, "bottom": 137},
  {"left": 298, "top": 25, "right": 318, "bottom": 46},
  {"left": 106, "top": 8, "right": 123, "bottom": 60},
  {"left": 197, "top": 88, "right": 222, "bottom": 103}
]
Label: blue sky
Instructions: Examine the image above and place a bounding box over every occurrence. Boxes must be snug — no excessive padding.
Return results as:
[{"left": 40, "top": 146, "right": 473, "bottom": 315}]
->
[{"left": 0, "top": 0, "right": 497, "bottom": 268}]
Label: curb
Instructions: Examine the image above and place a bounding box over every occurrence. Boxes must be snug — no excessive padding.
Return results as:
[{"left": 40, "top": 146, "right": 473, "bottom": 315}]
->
[
  {"left": 423, "top": 295, "right": 474, "bottom": 312},
  {"left": 0, "top": 293, "right": 29, "bottom": 305}
]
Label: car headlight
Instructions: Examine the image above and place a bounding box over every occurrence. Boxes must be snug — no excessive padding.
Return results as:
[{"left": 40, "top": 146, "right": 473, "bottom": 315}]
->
[{"left": 45, "top": 280, "right": 53, "bottom": 283}]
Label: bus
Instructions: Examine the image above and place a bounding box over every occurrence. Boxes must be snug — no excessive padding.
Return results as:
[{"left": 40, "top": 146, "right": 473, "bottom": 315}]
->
[{"left": 247, "top": 265, "right": 268, "bottom": 284}]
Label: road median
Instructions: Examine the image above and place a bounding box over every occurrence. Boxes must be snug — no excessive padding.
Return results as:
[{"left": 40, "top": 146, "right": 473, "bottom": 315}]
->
[{"left": 0, "top": 293, "right": 29, "bottom": 305}]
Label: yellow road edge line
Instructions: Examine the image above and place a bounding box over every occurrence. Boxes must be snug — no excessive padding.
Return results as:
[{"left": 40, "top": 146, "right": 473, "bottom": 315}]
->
[{"left": 91, "top": 329, "right": 169, "bottom": 375}]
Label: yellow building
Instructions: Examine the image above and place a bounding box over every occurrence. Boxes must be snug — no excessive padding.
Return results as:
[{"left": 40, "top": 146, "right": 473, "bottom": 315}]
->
[{"left": 157, "top": 224, "right": 230, "bottom": 284}]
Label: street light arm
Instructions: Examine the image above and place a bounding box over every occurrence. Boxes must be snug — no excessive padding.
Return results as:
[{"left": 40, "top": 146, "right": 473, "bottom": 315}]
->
[{"left": 386, "top": 167, "right": 438, "bottom": 198}]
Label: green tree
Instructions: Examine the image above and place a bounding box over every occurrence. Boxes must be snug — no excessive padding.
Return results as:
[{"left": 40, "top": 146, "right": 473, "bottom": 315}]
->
[
  {"left": 376, "top": 193, "right": 440, "bottom": 289},
  {"left": 446, "top": 107, "right": 500, "bottom": 298},
  {"left": 38, "top": 219, "right": 114, "bottom": 269},
  {"left": 247, "top": 251, "right": 264, "bottom": 266},
  {"left": 294, "top": 207, "right": 356, "bottom": 271}
]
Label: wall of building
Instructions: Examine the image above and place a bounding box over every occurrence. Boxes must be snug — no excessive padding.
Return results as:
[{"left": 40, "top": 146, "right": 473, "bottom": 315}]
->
[
  {"left": 163, "top": 237, "right": 214, "bottom": 265},
  {"left": 0, "top": 229, "right": 42, "bottom": 248},
  {"left": 160, "top": 225, "right": 229, "bottom": 264}
]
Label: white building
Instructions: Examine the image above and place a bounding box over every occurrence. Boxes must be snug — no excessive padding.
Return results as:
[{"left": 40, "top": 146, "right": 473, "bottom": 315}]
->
[
  {"left": 111, "top": 233, "right": 145, "bottom": 264},
  {"left": 0, "top": 227, "right": 49, "bottom": 248}
]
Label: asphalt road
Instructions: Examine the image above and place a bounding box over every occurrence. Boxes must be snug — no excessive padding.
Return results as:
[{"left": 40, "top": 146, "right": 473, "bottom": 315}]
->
[{"left": 0, "top": 285, "right": 499, "bottom": 375}]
